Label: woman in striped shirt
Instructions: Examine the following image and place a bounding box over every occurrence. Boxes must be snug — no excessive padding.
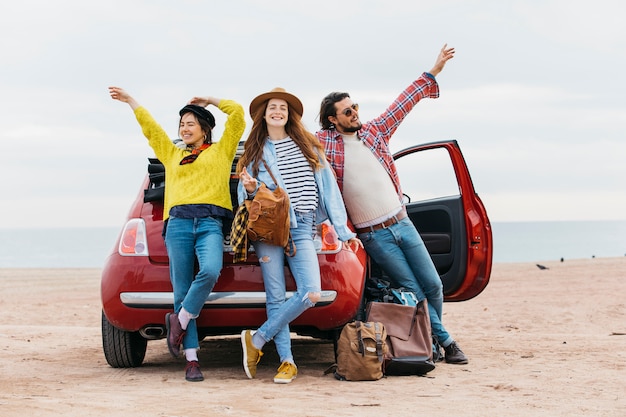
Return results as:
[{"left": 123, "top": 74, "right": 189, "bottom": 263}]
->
[{"left": 236, "top": 88, "right": 361, "bottom": 384}]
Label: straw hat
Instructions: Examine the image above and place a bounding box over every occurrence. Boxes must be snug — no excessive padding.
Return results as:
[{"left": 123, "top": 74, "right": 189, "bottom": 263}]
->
[{"left": 249, "top": 87, "right": 303, "bottom": 118}]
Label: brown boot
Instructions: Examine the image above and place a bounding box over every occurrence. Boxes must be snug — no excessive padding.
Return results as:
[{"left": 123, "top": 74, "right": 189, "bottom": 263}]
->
[
  {"left": 165, "top": 312, "right": 186, "bottom": 358},
  {"left": 184, "top": 360, "right": 204, "bottom": 382}
]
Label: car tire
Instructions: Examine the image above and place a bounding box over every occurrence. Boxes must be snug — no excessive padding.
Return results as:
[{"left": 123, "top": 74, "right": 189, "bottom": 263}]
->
[{"left": 101, "top": 311, "right": 147, "bottom": 368}]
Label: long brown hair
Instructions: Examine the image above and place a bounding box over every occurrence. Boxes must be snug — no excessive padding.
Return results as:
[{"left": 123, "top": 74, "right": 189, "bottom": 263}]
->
[{"left": 237, "top": 101, "right": 324, "bottom": 176}]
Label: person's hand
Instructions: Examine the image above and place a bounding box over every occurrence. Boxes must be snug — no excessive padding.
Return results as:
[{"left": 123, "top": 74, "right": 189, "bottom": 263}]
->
[
  {"left": 428, "top": 44, "right": 455, "bottom": 77},
  {"left": 109, "top": 86, "right": 140, "bottom": 110},
  {"left": 109, "top": 86, "right": 131, "bottom": 103},
  {"left": 188, "top": 96, "right": 220, "bottom": 107},
  {"left": 240, "top": 167, "right": 258, "bottom": 194},
  {"left": 343, "top": 237, "right": 363, "bottom": 253}
]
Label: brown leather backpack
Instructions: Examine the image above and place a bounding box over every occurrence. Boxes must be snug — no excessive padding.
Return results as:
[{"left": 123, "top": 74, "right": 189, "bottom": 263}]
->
[
  {"left": 245, "top": 161, "right": 295, "bottom": 256},
  {"left": 366, "top": 300, "right": 435, "bottom": 375}
]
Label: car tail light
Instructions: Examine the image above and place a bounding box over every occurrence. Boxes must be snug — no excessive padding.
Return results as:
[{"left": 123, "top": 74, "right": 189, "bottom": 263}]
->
[
  {"left": 316, "top": 221, "right": 341, "bottom": 253},
  {"left": 118, "top": 219, "right": 149, "bottom": 256}
]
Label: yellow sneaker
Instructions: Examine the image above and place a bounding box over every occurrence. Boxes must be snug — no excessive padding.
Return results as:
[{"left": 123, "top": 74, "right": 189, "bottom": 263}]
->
[
  {"left": 241, "top": 330, "right": 263, "bottom": 379},
  {"left": 273, "top": 361, "right": 297, "bottom": 384}
]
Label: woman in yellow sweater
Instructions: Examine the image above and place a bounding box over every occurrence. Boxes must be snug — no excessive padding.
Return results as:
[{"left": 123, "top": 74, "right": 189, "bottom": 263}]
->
[{"left": 109, "top": 86, "right": 245, "bottom": 382}]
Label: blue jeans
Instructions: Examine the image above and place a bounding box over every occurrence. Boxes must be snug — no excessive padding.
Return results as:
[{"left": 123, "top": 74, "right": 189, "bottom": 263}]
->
[
  {"left": 359, "top": 217, "right": 453, "bottom": 347},
  {"left": 253, "top": 211, "right": 320, "bottom": 363},
  {"left": 165, "top": 216, "right": 223, "bottom": 350}
]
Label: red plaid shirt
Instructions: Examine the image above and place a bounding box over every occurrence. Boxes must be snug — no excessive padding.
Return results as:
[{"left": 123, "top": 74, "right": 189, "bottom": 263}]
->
[{"left": 316, "top": 72, "right": 439, "bottom": 202}]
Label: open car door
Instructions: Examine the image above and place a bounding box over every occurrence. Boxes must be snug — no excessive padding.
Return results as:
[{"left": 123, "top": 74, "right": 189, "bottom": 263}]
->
[{"left": 393, "top": 140, "right": 492, "bottom": 301}]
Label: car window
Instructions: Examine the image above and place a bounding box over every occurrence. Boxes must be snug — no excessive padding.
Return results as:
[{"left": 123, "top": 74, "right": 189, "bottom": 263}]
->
[{"left": 394, "top": 147, "right": 460, "bottom": 203}]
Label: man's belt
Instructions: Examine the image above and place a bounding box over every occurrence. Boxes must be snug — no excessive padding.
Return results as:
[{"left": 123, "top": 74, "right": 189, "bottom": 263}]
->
[{"left": 355, "top": 210, "right": 407, "bottom": 234}]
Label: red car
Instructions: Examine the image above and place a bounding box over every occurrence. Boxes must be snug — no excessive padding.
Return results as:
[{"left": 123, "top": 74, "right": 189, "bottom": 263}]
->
[{"left": 101, "top": 140, "right": 492, "bottom": 367}]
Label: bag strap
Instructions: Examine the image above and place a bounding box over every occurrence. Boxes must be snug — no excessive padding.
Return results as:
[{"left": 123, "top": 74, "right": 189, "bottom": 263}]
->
[
  {"left": 374, "top": 322, "right": 385, "bottom": 362},
  {"left": 355, "top": 321, "right": 385, "bottom": 361},
  {"left": 355, "top": 321, "right": 365, "bottom": 356},
  {"left": 262, "top": 160, "right": 280, "bottom": 187},
  {"left": 261, "top": 159, "right": 297, "bottom": 257}
]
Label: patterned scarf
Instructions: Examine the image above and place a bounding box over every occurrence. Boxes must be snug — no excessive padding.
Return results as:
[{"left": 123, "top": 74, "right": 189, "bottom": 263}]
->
[{"left": 180, "top": 143, "right": 211, "bottom": 165}]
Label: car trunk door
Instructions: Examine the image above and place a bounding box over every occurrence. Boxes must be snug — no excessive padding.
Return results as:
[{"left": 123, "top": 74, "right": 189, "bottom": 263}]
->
[{"left": 393, "top": 140, "right": 492, "bottom": 301}]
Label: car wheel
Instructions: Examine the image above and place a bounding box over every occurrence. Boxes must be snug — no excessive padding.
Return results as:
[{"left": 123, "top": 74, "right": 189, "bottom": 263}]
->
[{"left": 101, "top": 311, "right": 147, "bottom": 368}]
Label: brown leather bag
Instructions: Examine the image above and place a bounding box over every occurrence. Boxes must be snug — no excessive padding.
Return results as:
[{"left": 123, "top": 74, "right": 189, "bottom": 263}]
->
[
  {"left": 245, "top": 161, "right": 295, "bottom": 255},
  {"left": 334, "top": 320, "right": 388, "bottom": 381},
  {"left": 366, "top": 300, "right": 435, "bottom": 375}
]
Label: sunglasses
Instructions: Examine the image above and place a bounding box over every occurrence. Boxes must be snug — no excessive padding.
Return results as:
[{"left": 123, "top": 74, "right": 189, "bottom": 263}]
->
[
  {"left": 337, "top": 103, "right": 359, "bottom": 117},
  {"left": 179, "top": 143, "right": 211, "bottom": 165}
]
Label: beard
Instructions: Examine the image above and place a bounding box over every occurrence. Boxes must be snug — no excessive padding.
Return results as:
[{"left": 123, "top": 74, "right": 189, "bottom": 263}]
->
[{"left": 338, "top": 121, "right": 362, "bottom": 133}]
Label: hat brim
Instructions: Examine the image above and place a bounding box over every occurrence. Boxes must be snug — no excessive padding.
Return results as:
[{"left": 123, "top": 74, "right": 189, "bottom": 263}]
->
[{"left": 249, "top": 91, "right": 303, "bottom": 118}]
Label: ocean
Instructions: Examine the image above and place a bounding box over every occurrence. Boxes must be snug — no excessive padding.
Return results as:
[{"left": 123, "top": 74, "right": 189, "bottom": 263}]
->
[{"left": 1, "top": 220, "right": 625, "bottom": 268}]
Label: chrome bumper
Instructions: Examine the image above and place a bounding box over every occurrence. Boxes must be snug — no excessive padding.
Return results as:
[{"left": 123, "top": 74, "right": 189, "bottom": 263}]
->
[{"left": 120, "top": 290, "right": 337, "bottom": 309}]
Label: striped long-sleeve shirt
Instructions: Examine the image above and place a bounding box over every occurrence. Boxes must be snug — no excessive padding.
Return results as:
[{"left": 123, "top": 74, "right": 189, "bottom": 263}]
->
[{"left": 273, "top": 137, "right": 318, "bottom": 213}]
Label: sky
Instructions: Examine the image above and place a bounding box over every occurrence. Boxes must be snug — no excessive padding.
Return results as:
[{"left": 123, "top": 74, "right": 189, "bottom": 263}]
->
[{"left": 1, "top": 0, "right": 624, "bottom": 229}]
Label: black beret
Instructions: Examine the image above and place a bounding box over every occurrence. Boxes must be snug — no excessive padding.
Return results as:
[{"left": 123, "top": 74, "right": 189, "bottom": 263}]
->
[{"left": 179, "top": 104, "right": 216, "bottom": 129}]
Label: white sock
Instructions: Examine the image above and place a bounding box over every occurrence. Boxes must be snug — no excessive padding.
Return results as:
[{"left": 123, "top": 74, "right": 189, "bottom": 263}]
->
[
  {"left": 178, "top": 308, "right": 192, "bottom": 330},
  {"left": 185, "top": 348, "right": 198, "bottom": 362}
]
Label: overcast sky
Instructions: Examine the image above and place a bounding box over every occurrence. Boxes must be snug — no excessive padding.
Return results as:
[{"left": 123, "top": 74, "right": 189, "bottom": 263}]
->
[{"left": 1, "top": 0, "right": 624, "bottom": 229}]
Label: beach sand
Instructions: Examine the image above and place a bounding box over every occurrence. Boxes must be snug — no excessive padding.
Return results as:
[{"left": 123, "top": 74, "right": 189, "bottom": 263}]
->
[{"left": 0, "top": 258, "right": 625, "bottom": 416}]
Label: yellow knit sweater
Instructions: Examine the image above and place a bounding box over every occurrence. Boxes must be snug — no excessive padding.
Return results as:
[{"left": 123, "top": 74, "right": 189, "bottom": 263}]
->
[{"left": 134, "top": 99, "right": 246, "bottom": 220}]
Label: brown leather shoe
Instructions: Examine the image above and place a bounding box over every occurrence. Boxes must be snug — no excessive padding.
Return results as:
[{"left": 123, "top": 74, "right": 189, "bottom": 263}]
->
[
  {"left": 165, "top": 312, "right": 186, "bottom": 358},
  {"left": 185, "top": 360, "right": 204, "bottom": 382},
  {"left": 444, "top": 341, "right": 469, "bottom": 365}
]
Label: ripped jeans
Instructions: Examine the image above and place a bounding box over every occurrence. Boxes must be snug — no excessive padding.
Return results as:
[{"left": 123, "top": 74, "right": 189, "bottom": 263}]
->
[{"left": 252, "top": 211, "right": 320, "bottom": 363}]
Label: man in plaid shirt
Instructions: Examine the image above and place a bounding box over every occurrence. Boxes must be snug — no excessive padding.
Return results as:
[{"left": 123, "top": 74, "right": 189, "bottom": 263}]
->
[{"left": 315, "top": 44, "right": 468, "bottom": 365}]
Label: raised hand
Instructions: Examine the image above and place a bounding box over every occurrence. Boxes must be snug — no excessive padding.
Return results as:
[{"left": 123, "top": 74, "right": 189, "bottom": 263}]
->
[
  {"left": 108, "top": 86, "right": 140, "bottom": 110},
  {"left": 429, "top": 44, "right": 455, "bottom": 77}
]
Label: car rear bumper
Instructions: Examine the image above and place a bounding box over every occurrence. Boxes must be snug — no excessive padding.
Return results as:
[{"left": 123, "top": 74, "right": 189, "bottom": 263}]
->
[{"left": 120, "top": 290, "right": 337, "bottom": 309}]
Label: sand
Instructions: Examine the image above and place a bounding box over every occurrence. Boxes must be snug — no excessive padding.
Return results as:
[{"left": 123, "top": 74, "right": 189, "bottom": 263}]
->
[{"left": 0, "top": 258, "right": 625, "bottom": 416}]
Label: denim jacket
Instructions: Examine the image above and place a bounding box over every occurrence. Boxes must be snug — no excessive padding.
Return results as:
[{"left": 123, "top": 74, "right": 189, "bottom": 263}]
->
[{"left": 237, "top": 140, "right": 356, "bottom": 242}]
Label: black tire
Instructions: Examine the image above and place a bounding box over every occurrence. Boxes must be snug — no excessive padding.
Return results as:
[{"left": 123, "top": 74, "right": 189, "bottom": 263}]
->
[{"left": 101, "top": 311, "right": 147, "bottom": 368}]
